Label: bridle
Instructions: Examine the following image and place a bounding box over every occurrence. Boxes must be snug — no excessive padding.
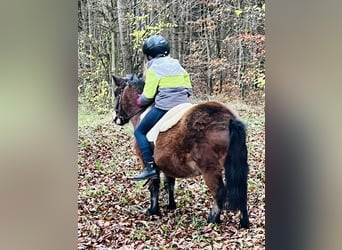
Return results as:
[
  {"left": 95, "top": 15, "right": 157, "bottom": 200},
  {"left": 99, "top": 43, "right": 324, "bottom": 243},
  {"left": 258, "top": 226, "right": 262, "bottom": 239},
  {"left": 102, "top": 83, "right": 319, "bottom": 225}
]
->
[{"left": 113, "top": 83, "right": 145, "bottom": 125}]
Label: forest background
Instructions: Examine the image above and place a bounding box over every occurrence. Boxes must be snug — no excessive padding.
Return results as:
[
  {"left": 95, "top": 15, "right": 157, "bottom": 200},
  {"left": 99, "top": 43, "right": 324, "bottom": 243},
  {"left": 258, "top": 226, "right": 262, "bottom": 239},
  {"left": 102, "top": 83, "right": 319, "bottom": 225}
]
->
[{"left": 78, "top": 0, "right": 265, "bottom": 112}]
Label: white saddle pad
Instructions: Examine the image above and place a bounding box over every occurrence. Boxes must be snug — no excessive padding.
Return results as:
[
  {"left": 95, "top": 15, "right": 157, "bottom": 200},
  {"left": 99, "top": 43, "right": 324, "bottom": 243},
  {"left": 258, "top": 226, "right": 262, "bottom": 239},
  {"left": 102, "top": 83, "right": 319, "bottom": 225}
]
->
[{"left": 140, "top": 103, "right": 194, "bottom": 143}]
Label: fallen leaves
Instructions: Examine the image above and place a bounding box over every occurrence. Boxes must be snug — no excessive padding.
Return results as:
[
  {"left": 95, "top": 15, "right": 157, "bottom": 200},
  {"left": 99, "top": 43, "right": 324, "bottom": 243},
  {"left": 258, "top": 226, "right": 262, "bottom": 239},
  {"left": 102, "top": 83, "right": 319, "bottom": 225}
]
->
[{"left": 78, "top": 104, "right": 265, "bottom": 249}]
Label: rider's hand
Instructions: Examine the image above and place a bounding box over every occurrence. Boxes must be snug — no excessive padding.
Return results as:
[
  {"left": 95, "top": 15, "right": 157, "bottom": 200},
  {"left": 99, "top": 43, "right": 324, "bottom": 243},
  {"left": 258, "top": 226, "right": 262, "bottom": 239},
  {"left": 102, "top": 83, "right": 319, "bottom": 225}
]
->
[{"left": 136, "top": 94, "right": 142, "bottom": 106}]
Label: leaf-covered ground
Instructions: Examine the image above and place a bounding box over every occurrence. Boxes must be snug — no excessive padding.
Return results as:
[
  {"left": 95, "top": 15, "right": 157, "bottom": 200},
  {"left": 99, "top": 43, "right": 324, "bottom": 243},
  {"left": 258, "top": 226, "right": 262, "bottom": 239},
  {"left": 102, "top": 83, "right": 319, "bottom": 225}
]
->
[{"left": 78, "top": 102, "right": 265, "bottom": 249}]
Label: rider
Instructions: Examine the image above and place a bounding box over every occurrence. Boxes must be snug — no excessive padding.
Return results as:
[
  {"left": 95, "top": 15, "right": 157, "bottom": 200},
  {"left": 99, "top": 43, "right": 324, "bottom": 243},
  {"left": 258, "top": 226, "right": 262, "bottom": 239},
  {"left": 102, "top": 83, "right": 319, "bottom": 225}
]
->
[{"left": 133, "top": 34, "right": 192, "bottom": 181}]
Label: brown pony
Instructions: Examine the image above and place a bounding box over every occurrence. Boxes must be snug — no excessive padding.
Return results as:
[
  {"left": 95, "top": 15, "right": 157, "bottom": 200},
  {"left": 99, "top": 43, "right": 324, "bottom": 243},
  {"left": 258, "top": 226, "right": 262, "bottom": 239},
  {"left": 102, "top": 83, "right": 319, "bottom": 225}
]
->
[{"left": 113, "top": 74, "right": 249, "bottom": 228}]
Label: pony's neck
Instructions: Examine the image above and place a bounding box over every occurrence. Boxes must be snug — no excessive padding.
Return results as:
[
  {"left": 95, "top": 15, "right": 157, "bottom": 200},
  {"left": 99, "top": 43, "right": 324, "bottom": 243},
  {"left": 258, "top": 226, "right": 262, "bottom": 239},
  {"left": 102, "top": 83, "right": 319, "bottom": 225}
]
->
[{"left": 131, "top": 115, "right": 141, "bottom": 129}]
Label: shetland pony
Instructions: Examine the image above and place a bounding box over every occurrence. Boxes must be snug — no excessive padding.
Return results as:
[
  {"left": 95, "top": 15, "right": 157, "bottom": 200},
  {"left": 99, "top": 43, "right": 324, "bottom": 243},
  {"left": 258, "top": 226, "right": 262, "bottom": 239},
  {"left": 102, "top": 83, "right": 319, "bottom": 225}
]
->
[{"left": 113, "top": 75, "right": 249, "bottom": 228}]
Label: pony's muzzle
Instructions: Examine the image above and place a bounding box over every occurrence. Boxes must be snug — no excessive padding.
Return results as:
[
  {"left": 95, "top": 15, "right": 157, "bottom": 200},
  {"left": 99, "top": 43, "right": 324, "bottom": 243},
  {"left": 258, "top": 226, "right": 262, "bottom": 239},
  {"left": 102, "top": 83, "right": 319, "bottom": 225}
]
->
[
  {"left": 113, "top": 115, "right": 126, "bottom": 125},
  {"left": 113, "top": 116, "right": 121, "bottom": 125}
]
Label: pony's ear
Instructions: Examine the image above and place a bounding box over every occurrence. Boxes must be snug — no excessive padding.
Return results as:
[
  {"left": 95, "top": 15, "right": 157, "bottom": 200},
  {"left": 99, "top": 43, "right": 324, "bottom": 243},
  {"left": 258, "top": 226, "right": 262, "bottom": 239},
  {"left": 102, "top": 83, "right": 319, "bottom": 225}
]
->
[
  {"left": 112, "top": 75, "right": 123, "bottom": 87},
  {"left": 132, "top": 74, "right": 138, "bottom": 82}
]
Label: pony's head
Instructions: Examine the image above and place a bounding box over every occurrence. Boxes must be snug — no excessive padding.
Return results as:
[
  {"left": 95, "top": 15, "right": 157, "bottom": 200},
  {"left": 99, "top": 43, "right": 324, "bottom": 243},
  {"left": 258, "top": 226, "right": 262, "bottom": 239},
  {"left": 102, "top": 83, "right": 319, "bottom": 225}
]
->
[{"left": 112, "top": 74, "right": 146, "bottom": 125}]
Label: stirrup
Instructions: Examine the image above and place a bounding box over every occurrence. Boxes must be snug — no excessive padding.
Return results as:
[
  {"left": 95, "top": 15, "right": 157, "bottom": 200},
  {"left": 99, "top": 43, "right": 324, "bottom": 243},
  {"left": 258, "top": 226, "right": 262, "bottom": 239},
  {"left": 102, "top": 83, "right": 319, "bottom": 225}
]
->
[{"left": 132, "top": 165, "right": 158, "bottom": 181}]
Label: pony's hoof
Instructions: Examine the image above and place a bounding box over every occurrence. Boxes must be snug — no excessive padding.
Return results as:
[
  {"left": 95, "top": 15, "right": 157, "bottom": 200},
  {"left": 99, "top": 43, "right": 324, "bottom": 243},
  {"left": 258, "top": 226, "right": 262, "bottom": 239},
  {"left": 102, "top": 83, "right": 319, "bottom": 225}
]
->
[
  {"left": 167, "top": 202, "right": 176, "bottom": 210},
  {"left": 239, "top": 220, "right": 250, "bottom": 229},
  {"left": 207, "top": 215, "right": 221, "bottom": 224},
  {"left": 147, "top": 208, "right": 159, "bottom": 216},
  {"left": 223, "top": 201, "right": 229, "bottom": 210}
]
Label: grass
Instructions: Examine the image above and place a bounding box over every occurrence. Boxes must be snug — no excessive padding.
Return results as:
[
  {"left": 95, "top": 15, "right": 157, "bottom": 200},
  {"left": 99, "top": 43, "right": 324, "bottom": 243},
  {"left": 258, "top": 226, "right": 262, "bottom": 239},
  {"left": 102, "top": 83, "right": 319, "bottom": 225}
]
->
[
  {"left": 78, "top": 110, "right": 111, "bottom": 128},
  {"left": 79, "top": 183, "right": 109, "bottom": 199}
]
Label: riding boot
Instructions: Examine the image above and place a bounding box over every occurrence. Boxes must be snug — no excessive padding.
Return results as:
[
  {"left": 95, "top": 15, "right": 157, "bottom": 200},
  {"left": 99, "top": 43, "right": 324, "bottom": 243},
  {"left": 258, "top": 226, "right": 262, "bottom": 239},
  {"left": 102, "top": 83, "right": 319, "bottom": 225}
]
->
[{"left": 132, "top": 161, "right": 158, "bottom": 181}]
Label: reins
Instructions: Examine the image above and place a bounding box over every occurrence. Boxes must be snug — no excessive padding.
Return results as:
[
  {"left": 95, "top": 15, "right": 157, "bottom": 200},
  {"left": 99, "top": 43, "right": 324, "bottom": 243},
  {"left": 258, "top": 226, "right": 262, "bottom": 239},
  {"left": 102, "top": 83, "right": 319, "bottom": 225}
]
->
[{"left": 125, "top": 107, "right": 145, "bottom": 121}]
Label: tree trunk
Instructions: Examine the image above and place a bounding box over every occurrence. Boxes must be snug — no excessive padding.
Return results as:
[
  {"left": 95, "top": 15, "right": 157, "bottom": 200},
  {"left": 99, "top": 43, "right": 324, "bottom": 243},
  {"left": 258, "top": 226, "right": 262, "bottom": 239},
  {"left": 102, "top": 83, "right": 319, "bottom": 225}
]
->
[
  {"left": 116, "top": 0, "right": 132, "bottom": 74},
  {"left": 110, "top": 31, "right": 116, "bottom": 99},
  {"left": 204, "top": 4, "right": 212, "bottom": 93}
]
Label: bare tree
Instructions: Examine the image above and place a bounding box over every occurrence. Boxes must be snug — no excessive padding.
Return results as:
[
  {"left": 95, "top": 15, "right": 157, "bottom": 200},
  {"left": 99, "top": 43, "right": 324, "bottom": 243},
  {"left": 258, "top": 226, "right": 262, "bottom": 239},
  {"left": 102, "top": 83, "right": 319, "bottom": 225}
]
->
[{"left": 116, "top": 0, "right": 133, "bottom": 74}]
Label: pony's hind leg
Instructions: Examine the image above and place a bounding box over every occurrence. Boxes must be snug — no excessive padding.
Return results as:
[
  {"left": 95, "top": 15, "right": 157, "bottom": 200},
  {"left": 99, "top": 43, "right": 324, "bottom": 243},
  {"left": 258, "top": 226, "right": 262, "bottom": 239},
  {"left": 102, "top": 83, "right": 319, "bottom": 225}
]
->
[
  {"left": 203, "top": 172, "right": 226, "bottom": 224},
  {"left": 148, "top": 178, "right": 160, "bottom": 215},
  {"left": 164, "top": 176, "right": 176, "bottom": 210},
  {"left": 239, "top": 207, "right": 249, "bottom": 229}
]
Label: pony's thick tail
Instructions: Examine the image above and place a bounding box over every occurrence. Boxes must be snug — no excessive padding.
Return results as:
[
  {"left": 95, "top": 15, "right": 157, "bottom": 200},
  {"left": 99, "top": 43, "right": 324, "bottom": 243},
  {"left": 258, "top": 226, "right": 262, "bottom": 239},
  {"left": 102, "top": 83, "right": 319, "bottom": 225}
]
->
[{"left": 225, "top": 118, "right": 249, "bottom": 211}]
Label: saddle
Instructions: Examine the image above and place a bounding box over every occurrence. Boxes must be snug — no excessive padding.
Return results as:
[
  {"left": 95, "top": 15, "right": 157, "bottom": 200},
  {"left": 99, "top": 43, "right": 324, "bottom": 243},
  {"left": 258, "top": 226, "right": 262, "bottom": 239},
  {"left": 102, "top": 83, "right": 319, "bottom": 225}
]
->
[{"left": 140, "top": 103, "right": 194, "bottom": 143}]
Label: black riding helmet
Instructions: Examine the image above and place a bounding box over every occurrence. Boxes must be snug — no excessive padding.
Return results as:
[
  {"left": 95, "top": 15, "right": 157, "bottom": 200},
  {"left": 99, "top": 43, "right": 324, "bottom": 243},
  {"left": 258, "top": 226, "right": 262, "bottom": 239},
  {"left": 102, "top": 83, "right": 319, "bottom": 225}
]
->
[{"left": 142, "top": 35, "right": 170, "bottom": 60}]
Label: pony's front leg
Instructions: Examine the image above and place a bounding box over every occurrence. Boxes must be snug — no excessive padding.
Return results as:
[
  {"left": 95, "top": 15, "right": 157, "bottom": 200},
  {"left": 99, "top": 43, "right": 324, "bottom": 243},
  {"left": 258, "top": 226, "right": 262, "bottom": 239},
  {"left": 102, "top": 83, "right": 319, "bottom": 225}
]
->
[
  {"left": 147, "top": 178, "right": 160, "bottom": 215},
  {"left": 164, "top": 176, "right": 176, "bottom": 210}
]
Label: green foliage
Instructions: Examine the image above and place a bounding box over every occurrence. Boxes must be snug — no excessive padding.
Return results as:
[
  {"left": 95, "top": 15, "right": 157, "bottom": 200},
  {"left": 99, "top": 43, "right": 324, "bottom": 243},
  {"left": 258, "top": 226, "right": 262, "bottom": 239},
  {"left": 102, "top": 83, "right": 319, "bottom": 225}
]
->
[
  {"left": 192, "top": 217, "right": 205, "bottom": 229},
  {"left": 95, "top": 161, "right": 103, "bottom": 170},
  {"left": 79, "top": 72, "right": 112, "bottom": 114},
  {"left": 257, "top": 75, "right": 266, "bottom": 89},
  {"left": 132, "top": 229, "right": 146, "bottom": 241},
  {"left": 126, "top": 12, "right": 175, "bottom": 52},
  {"left": 78, "top": 29, "right": 113, "bottom": 114},
  {"left": 161, "top": 224, "right": 168, "bottom": 234},
  {"left": 234, "top": 9, "right": 243, "bottom": 16}
]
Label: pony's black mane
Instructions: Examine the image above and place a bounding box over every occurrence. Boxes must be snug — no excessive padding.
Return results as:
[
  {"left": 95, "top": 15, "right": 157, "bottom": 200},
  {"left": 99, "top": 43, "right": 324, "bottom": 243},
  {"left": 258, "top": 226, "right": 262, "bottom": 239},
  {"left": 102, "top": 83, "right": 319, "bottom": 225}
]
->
[{"left": 124, "top": 74, "right": 145, "bottom": 91}]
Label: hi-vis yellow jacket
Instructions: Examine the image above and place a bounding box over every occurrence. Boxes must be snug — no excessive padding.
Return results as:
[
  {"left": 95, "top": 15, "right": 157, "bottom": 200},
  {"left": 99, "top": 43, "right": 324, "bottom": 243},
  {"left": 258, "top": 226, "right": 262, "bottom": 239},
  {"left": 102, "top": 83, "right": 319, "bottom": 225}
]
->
[{"left": 139, "top": 56, "right": 192, "bottom": 110}]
